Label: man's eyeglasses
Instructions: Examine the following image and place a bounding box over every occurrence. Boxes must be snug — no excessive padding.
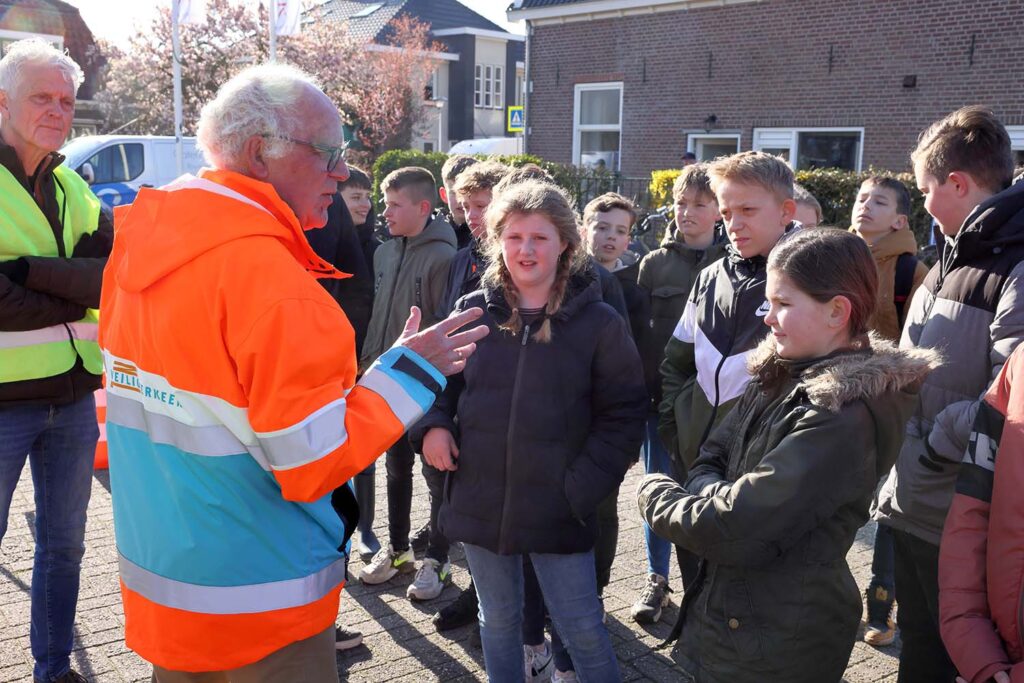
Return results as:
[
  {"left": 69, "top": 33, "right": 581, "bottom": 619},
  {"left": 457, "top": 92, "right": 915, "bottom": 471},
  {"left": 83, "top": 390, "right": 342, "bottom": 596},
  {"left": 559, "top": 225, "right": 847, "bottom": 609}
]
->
[{"left": 262, "top": 134, "right": 348, "bottom": 173}]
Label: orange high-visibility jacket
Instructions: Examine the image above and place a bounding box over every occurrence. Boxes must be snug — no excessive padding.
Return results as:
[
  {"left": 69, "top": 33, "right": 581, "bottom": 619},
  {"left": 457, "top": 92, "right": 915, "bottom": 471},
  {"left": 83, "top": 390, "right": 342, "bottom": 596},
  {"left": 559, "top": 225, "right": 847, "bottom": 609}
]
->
[{"left": 99, "top": 169, "right": 444, "bottom": 671}]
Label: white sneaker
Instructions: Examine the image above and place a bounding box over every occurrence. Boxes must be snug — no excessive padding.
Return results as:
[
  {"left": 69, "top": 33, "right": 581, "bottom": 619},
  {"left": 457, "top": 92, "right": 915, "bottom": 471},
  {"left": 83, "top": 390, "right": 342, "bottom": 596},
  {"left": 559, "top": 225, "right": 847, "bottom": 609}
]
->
[
  {"left": 359, "top": 545, "right": 416, "bottom": 585},
  {"left": 524, "top": 640, "right": 553, "bottom": 682},
  {"left": 406, "top": 557, "right": 451, "bottom": 600},
  {"left": 552, "top": 669, "right": 578, "bottom": 682}
]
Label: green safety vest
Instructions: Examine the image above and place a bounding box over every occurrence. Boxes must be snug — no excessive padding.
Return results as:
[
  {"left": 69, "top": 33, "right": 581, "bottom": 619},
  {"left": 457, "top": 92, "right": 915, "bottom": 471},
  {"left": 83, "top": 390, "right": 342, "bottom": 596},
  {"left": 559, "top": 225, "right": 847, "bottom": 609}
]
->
[{"left": 0, "top": 161, "right": 104, "bottom": 384}]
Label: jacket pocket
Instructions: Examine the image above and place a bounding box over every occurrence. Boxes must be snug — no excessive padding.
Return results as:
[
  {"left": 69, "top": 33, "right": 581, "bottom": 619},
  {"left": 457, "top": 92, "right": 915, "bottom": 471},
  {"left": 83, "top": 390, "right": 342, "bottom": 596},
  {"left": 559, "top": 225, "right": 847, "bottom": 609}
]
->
[
  {"left": 649, "top": 285, "right": 689, "bottom": 323},
  {"left": 721, "top": 578, "right": 764, "bottom": 662}
]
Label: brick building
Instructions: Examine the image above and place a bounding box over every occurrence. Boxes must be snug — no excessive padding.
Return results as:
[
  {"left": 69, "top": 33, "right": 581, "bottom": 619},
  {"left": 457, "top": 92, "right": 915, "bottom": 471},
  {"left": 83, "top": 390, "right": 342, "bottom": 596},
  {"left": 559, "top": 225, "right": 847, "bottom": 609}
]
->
[{"left": 508, "top": 0, "right": 1024, "bottom": 178}]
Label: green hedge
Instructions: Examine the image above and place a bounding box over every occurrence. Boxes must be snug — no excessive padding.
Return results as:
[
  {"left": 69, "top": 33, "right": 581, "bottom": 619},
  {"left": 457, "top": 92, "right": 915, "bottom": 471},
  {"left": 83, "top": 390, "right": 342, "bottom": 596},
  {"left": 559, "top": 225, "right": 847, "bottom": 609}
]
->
[{"left": 648, "top": 166, "right": 932, "bottom": 246}]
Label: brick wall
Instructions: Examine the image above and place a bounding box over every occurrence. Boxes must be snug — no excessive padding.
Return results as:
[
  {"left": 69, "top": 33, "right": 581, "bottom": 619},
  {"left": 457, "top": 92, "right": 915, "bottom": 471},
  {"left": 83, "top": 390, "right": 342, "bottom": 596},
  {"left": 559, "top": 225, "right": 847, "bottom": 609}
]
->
[{"left": 525, "top": 0, "right": 1024, "bottom": 177}]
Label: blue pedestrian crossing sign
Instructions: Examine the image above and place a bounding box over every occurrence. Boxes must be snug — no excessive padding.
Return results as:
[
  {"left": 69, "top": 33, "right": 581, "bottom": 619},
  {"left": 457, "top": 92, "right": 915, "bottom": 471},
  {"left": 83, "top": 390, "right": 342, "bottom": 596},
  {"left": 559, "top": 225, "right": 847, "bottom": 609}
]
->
[{"left": 507, "top": 106, "right": 525, "bottom": 133}]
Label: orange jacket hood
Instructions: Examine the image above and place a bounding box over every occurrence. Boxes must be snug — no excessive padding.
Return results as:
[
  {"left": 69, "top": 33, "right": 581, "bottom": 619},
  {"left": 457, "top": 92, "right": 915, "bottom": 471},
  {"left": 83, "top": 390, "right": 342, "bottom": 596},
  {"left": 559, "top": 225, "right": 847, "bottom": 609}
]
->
[{"left": 113, "top": 168, "right": 345, "bottom": 293}]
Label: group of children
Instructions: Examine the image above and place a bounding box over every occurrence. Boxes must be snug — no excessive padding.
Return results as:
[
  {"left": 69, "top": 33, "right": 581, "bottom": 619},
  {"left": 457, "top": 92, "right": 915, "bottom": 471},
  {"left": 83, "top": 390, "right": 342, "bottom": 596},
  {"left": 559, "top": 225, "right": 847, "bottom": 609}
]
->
[{"left": 311, "top": 104, "right": 1024, "bottom": 682}]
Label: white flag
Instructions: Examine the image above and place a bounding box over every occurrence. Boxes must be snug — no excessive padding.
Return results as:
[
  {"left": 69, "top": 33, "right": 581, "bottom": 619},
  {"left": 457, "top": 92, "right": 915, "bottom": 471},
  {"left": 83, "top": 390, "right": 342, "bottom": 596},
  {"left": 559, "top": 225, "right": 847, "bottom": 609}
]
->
[
  {"left": 274, "top": 0, "right": 301, "bottom": 36},
  {"left": 176, "top": 0, "right": 207, "bottom": 25}
]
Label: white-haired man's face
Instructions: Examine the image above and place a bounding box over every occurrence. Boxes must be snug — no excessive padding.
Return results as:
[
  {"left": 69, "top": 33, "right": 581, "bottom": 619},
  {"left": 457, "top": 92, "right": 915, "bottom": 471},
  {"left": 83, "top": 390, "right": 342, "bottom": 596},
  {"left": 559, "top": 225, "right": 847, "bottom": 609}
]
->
[
  {"left": 0, "top": 62, "right": 75, "bottom": 173},
  {"left": 255, "top": 87, "right": 349, "bottom": 230}
]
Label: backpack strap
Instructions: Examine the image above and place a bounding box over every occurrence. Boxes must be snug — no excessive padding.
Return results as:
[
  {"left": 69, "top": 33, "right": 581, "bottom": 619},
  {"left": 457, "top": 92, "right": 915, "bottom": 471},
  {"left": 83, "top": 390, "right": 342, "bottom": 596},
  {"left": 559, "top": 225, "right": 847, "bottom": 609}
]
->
[{"left": 894, "top": 251, "right": 918, "bottom": 328}]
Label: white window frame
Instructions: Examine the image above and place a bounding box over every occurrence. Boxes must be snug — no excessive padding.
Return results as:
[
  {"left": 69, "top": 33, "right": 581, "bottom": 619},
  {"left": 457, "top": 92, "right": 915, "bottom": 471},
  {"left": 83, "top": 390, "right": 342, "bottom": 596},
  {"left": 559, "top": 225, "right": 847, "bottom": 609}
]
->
[
  {"left": 572, "top": 81, "right": 623, "bottom": 170},
  {"left": 494, "top": 65, "right": 504, "bottom": 109},
  {"left": 0, "top": 29, "right": 62, "bottom": 50},
  {"left": 1008, "top": 125, "right": 1024, "bottom": 154},
  {"left": 686, "top": 132, "right": 741, "bottom": 161},
  {"left": 753, "top": 127, "right": 865, "bottom": 171},
  {"left": 483, "top": 65, "right": 493, "bottom": 108},
  {"left": 474, "top": 65, "right": 482, "bottom": 107}
]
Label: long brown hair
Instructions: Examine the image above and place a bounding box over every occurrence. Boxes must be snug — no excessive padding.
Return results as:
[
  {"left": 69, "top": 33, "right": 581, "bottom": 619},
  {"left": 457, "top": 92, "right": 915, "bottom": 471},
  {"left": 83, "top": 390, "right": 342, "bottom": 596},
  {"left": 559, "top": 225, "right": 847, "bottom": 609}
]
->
[
  {"left": 482, "top": 180, "right": 585, "bottom": 342},
  {"left": 767, "top": 228, "right": 878, "bottom": 341}
]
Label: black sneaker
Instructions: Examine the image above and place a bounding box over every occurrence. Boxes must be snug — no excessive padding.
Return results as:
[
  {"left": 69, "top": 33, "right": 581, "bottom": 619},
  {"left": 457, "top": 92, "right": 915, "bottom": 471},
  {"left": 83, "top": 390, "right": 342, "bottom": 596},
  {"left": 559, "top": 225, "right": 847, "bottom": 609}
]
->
[
  {"left": 409, "top": 521, "right": 430, "bottom": 554},
  {"left": 432, "top": 582, "right": 479, "bottom": 631},
  {"left": 335, "top": 626, "right": 364, "bottom": 650}
]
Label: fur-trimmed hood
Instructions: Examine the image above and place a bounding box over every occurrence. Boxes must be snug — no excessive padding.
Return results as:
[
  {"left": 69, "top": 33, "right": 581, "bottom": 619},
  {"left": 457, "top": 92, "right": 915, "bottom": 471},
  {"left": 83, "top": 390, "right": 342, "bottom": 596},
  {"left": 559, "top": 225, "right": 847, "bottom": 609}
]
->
[{"left": 747, "top": 332, "right": 942, "bottom": 413}]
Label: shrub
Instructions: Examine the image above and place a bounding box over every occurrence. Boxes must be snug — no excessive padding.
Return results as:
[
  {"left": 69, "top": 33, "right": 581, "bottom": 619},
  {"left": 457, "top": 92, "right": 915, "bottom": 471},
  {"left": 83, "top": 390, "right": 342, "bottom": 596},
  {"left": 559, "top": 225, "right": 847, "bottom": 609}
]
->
[{"left": 649, "top": 169, "right": 682, "bottom": 208}]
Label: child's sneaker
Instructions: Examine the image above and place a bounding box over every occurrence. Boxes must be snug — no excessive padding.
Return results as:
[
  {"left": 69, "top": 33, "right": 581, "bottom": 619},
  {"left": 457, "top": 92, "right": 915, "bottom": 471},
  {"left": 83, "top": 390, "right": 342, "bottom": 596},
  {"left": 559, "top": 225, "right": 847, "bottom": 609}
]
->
[
  {"left": 433, "top": 582, "right": 479, "bottom": 631},
  {"left": 359, "top": 545, "right": 415, "bottom": 585},
  {"left": 406, "top": 557, "right": 452, "bottom": 600},
  {"left": 863, "top": 584, "right": 896, "bottom": 647},
  {"left": 552, "top": 669, "right": 578, "bottom": 682},
  {"left": 524, "top": 640, "right": 553, "bottom": 682},
  {"left": 631, "top": 573, "right": 671, "bottom": 624}
]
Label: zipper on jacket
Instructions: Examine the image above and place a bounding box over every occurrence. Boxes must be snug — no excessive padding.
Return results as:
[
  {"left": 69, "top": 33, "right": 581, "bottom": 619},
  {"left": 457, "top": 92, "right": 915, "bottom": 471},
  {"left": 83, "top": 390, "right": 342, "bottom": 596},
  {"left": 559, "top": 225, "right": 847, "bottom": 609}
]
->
[{"left": 497, "top": 322, "right": 531, "bottom": 552}]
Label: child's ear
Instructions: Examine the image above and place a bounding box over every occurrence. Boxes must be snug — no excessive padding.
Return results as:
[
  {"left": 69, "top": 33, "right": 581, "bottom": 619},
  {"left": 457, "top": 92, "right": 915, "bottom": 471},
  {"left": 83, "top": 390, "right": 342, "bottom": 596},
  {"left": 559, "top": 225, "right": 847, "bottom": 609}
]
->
[
  {"left": 892, "top": 214, "right": 909, "bottom": 231},
  {"left": 781, "top": 198, "right": 797, "bottom": 224},
  {"left": 829, "top": 295, "right": 853, "bottom": 330},
  {"left": 421, "top": 199, "right": 434, "bottom": 216},
  {"left": 946, "top": 171, "right": 974, "bottom": 198},
  {"left": 439, "top": 186, "right": 449, "bottom": 204}
]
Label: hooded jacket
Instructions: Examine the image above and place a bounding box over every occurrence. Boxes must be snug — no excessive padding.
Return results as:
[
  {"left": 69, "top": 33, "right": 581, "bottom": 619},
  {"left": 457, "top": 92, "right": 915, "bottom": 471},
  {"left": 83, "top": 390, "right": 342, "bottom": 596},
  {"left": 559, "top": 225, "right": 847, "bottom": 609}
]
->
[
  {"left": 99, "top": 169, "right": 445, "bottom": 671},
  {"left": 441, "top": 239, "right": 486, "bottom": 316},
  {"left": 637, "top": 223, "right": 725, "bottom": 408},
  {"left": 850, "top": 226, "right": 929, "bottom": 342},
  {"left": 360, "top": 213, "right": 456, "bottom": 369},
  {"left": 875, "top": 179, "right": 1024, "bottom": 546},
  {"left": 638, "top": 334, "right": 938, "bottom": 683},
  {"left": 940, "top": 343, "right": 1024, "bottom": 683},
  {"left": 609, "top": 251, "right": 649, "bottom": 343},
  {"left": 411, "top": 271, "right": 647, "bottom": 555},
  {"left": 658, "top": 228, "right": 796, "bottom": 475}
]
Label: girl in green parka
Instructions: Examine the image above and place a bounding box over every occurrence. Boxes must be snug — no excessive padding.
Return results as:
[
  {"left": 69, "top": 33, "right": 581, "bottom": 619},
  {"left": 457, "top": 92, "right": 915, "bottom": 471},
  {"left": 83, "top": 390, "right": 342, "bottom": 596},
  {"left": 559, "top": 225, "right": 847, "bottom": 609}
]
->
[{"left": 636, "top": 228, "right": 939, "bottom": 683}]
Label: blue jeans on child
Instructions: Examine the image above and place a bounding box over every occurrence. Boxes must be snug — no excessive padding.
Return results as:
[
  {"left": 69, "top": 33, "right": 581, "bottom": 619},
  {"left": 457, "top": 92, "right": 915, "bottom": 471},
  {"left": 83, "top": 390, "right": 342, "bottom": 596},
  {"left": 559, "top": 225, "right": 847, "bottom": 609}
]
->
[
  {"left": 464, "top": 544, "right": 620, "bottom": 682},
  {"left": 871, "top": 522, "right": 895, "bottom": 595},
  {"left": 0, "top": 395, "right": 99, "bottom": 682},
  {"left": 641, "top": 413, "right": 672, "bottom": 578}
]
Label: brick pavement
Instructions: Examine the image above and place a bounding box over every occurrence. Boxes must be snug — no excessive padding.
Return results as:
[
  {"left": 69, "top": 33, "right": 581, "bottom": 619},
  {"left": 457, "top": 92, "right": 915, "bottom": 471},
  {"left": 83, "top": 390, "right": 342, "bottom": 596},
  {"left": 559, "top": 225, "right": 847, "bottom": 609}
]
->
[{"left": 1, "top": 462, "right": 901, "bottom": 682}]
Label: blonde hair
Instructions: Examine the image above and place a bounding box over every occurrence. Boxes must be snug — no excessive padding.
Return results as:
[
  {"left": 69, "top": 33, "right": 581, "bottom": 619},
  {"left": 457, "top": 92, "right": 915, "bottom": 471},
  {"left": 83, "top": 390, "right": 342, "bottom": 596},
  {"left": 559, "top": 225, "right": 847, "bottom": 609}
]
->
[
  {"left": 793, "top": 184, "right": 823, "bottom": 222},
  {"left": 708, "top": 151, "right": 795, "bottom": 203},
  {"left": 482, "top": 180, "right": 585, "bottom": 342},
  {"left": 671, "top": 164, "right": 715, "bottom": 203},
  {"left": 453, "top": 160, "right": 511, "bottom": 200}
]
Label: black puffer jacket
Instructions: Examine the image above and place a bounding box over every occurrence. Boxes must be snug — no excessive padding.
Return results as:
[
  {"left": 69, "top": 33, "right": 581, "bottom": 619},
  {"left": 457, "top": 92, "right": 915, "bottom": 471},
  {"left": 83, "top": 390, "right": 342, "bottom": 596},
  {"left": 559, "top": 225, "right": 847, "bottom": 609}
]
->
[
  {"left": 638, "top": 334, "right": 939, "bottom": 682},
  {"left": 441, "top": 241, "right": 486, "bottom": 316},
  {"left": 610, "top": 251, "right": 648, "bottom": 343},
  {"left": 412, "top": 270, "right": 648, "bottom": 554}
]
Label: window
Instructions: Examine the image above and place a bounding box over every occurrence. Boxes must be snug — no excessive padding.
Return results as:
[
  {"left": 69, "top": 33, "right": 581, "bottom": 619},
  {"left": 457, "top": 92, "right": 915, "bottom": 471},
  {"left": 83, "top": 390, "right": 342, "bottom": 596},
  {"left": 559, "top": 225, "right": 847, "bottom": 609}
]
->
[
  {"left": 0, "top": 30, "right": 62, "bottom": 56},
  {"left": 474, "top": 65, "right": 482, "bottom": 107},
  {"left": 79, "top": 143, "right": 144, "bottom": 185},
  {"left": 494, "top": 66, "right": 503, "bottom": 110},
  {"left": 474, "top": 63, "right": 505, "bottom": 110},
  {"left": 687, "top": 133, "right": 740, "bottom": 161},
  {"left": 1008, "top": 126, "right": 1024, "bottom": 169},
  {"left": 573, "top": 82, "right": 622, "bottom": 170},
  {"left": 753, "top": 128, "right": 864, "bottom": 171},
  {"left": 515, "top": 73, "right": 524, "bottom": 107}
]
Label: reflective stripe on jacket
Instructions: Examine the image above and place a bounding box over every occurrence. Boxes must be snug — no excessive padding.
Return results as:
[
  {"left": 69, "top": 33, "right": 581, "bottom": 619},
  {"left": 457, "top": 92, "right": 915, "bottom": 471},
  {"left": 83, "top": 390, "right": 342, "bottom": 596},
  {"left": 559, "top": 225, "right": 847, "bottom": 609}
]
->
[
  {"left": 0, "top": 163, "right": 102, "bottom": 383},
  {"left": 100, "top": 169, "right": 444, "bottom": 671}
]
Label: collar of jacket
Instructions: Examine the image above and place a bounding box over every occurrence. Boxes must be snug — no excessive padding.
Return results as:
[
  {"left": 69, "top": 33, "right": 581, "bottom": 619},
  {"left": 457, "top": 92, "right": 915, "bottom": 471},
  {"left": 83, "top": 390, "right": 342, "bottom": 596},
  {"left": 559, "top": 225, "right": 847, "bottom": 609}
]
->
[
  {"left": 661, "top": 220, "right": 725, "bottom": 255},
  {"left": 0, "top": 138, "right": 63, "bottom": 195},
  {"left": 745, "top": 331, "right": 941, "bottom": 413},
  {"left": 723, "top": 221, "right": 798, "bottom": 274},
  {"left": 944, "top": 178, "right": 1024, "bottom": 271},
  {"left": 849, "top": 225, "right": 919, "bottom": 261}
]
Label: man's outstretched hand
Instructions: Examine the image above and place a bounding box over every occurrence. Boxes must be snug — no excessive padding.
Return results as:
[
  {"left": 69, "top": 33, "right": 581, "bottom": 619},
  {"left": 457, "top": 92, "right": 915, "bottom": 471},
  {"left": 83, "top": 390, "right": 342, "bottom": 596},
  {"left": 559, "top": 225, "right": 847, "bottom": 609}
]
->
[{"left": 397, "top": 306, "right": 489, "bottom": 376}]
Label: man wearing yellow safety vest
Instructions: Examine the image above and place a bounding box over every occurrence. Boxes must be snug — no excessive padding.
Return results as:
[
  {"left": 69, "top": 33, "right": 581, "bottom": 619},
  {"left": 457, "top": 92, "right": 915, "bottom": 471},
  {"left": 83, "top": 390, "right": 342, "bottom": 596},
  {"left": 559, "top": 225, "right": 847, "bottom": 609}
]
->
[
  {"left": 99, "top": 63, "right": 488, "bottom": 681},
  {"left": 0, "top": 40, "right": 112, "bottom": 683}
]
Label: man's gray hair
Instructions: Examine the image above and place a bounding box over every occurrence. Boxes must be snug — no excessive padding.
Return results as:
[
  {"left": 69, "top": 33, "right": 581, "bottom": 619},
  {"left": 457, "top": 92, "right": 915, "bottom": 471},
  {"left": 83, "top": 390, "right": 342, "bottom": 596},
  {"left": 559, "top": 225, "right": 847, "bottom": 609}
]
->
[
  {"left": 197, "top": 63, "right": 322, "bottom": 170},
  {"left": 0, "top": 38, "right": 84, "bottom": 93}
]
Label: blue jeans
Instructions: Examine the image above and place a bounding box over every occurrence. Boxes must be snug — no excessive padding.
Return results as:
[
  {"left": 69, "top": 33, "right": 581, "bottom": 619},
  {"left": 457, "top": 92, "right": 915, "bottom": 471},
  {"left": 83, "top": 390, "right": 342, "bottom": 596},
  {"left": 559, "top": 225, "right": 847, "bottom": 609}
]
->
[
  {"left": 464, "top": 544, "right": 620, "bottom": 682},
  {"left": 0, "top": 395, "right": 98, "bottom": 682},
  {"left": 641, "top": 413, "right": 672, "bottom": 578},
  {"left": 870, "top": 522, "right": 895, "bottom": 595}
]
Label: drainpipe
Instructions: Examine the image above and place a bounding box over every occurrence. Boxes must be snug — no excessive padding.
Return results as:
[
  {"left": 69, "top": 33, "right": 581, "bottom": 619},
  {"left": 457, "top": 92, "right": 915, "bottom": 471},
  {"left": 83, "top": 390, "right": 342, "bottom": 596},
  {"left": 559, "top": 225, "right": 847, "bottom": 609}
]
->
[{"left": 523, "top": 20, "right": 532, "bottom": 155}]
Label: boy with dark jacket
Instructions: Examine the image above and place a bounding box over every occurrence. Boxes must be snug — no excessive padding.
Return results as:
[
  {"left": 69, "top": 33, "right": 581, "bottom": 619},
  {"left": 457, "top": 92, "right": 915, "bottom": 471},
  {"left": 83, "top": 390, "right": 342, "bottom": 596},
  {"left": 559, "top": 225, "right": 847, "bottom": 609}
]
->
[
  {"left": 358, "top": 167, "right": 457, "bottom": 602},
  {"left": 874, "top": 105, "right": 1024, "bottom": 682},
  {"left": 657, "top": 152, "right": 797, "bottom": 595},
  {"left": 439, "top": 154, "right": 478, "bottom": 250},
  {"left": 631, "top": 166, "right": 723, "bottom": 623}
]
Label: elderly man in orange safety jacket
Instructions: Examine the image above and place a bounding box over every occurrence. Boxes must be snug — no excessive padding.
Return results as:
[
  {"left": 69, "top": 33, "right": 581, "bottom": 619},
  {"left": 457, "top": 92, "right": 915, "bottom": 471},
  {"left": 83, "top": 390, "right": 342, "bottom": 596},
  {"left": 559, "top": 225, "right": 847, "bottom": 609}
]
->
[{"left": 98, "top": 64, "right": 488, "bottom": 682}]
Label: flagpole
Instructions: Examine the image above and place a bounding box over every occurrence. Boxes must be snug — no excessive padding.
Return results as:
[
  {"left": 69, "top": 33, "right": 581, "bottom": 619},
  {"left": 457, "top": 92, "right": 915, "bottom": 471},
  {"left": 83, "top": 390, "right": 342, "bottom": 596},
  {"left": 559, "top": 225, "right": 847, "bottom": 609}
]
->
[
  {"left": 269, "top": 0, "right": 277, "bottom": 62},
  {"left": 171, "top": 0, "right": 184, "bottom": 176}
]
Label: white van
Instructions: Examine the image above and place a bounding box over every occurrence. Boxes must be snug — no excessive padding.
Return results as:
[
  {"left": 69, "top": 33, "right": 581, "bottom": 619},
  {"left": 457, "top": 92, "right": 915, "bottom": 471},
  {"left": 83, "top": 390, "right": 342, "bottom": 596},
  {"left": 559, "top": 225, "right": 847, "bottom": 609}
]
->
[
  {"left": 447, "top": 136, "right": 523, "bottom": 156},
  {"left": 60, "top": 135, "right": 205, "bottom": 208}
]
